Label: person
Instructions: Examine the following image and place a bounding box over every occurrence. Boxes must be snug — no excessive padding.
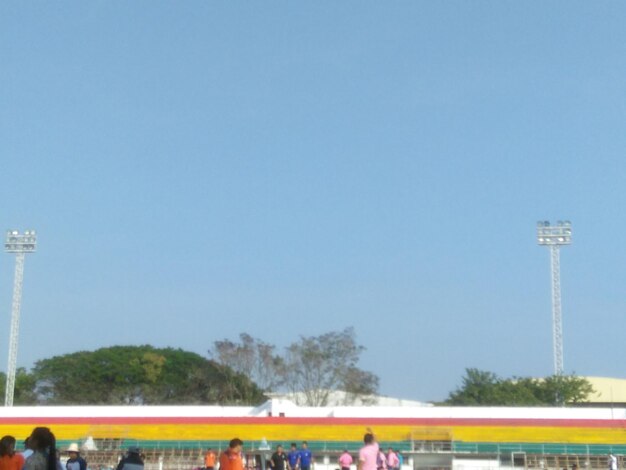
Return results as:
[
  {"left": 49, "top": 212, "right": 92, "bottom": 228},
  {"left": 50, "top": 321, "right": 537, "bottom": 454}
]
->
[
  {"left": 358, "top": 433, "right": 378, "bottom": 470},
  {"left": 385, "top": 448, "right": 398, "bottom": 470},
  {"left": 220, "top": 439, "right": 244, "bottom": 470},
  {"left": 376, "top": 449, "right": 386, "bottom": 470},
  {"left": 395, "top": 451, "right": 403, "bottom": 470},
  {"left": 270, "top": 445, "right": 287, "bottom": 470},
  {"left": 0, "top": 436, "right": 25, "bottom": 470},
  {"left": 287, "top": 444, "right": 299, "bottom": 470},
  {"left": 608, "top": 453, "right": 617, "bottom": 470},
  {"left": 24, "top": 427, "right": 58, "bottom": 470},
  {"left": 65, "top": 444, "right": 86, "bottom": 470},
  {"left": 338, "top": 450, "right": 352, "bottom": 470},
  {"left": 19, "top": 439, "right": 33, "bottom": 462},
  {"left": 298, "top": 443, "right": 313, "bottom": 470},
  {"left": 116, "top": 447, "right": 144, "bottom": 470},
  {"left": 205, "top": 449, "right": 217, "bottom": 470}
]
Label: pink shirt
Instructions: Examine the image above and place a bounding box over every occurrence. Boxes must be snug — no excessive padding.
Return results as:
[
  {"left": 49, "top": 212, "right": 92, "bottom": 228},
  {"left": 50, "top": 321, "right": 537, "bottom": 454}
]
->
[
  {"left": 359, "top": 443, "right": 379, "bottom": 470},
  {"left": 386, "top": 452, "right": 399, "bottom": 468},
  {"left": 338, "top": 453, "right": 353, "bottom": 468}
]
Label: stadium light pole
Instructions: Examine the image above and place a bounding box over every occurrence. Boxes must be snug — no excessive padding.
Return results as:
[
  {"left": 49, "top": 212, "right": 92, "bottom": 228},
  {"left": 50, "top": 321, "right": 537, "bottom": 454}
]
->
[
  {"left": 4, "top": 230, "right": 37, "bottom": 407},
  {"left": 536, "top": 221, "right": 571, "bottom": 377}
]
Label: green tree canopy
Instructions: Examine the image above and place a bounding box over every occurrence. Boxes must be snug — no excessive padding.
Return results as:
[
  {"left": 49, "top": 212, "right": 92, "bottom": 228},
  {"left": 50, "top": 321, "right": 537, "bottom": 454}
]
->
[
  {"left": 32, "top": 345, "right": 264, "bottom": 405},
  {"left": 0, "top": 368, "right": 38, "bottom": 405},
  {"left": 445, "top": 368, "right": 594, "bottom": 406}
]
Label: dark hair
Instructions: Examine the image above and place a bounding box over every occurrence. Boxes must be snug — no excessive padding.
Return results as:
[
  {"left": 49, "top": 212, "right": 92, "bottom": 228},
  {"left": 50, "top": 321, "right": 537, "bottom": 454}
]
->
[
  {"left": 229, "top": 438, "right": 243, "bottom": 448},
  {"left": 29, "top": 427, "right": 57, "bottom": 470},
  {"left": 302, "top": 441, "right": 308, "bottom": 446},
  {"left": 291, "top": 443, "right": 297, "bottom": 448},
  {"left": 0, "top": 436, "right": 16, "bottom": 457},
  {"left": 363, "top": 433, "right": 374, "bottom": 445}
]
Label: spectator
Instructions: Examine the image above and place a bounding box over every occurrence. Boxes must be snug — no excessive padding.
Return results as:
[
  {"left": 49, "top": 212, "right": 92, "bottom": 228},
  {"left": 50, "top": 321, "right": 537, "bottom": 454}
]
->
[
  {"left": 0, "top": 436, "right": 25, "bottom": 470},
  {"left": 205, "top": 449, "right": 217, "bottom": 470},
  {"left": 608, "top": 453, "right": 617, "bottom": 470},
  {"left": 220, "top": 439, "right": 244, "bottom": 470},
  {"left": 287, "top": 445, "right": 299, "bottom": 470},
  {"left": 269, "top": 446, "right": 287, "bottom": 470},
  {"left": 116, "top": 447, "right": 144, "bottom": 470},
  {"left": 65, "top": 444, "right": 86, "bottom": 470},
  {"left": 338, "top": 450, "right": 352, "bottom": 470},
  {"left": 24, "top": 427, "right": 58, "bottom": 470},
  {"left": 358, "top": 433, "right": 378, "bottom": 470},
  {"left": 298, "top": 443, "right": 312, "bottom": 470}
]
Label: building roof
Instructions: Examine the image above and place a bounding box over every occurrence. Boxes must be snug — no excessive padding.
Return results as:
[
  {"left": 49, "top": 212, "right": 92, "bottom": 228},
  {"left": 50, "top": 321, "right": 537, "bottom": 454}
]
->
[
  {"left": 582, "top": 376, "right": 626, "bottom": 404},
  {"left": 266, "top": 389, "right": 432, "bottom": 407}
]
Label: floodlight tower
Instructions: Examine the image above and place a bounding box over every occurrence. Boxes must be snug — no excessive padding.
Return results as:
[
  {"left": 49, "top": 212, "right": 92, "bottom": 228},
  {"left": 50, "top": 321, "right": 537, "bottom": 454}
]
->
[
  {"left": 4, "top": 230, "right": 37, "bottom": 407},
  {"left": 536, "top": 221, "right": 571, "bottom": 376}
]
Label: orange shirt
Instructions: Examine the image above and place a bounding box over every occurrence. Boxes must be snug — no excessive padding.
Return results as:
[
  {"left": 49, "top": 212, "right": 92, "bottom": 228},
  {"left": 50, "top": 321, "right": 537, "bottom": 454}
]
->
[
  {"left": 205, "top": 451, "right": 217, "bottom": 468},
  {"left": 220, "top": 450, "right": 243, "bottom": 470},
  {"left": 0, "top": 454, "right": 25, "bottom": 470}
]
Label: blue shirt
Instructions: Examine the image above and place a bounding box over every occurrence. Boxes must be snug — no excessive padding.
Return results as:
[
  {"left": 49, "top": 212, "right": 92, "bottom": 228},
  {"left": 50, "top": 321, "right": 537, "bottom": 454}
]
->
[
  {"left": 288, "top": 451, "right": 299, "bottom": 467},
  {"left": 299, "top": 450, "right": 312, "bottom": 467}
]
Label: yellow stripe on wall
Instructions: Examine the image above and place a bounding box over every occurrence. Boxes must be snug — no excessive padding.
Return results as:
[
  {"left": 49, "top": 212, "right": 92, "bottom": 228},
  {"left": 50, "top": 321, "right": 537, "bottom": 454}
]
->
[{"left": 3, "top": 423, "right": 626, "bottom": 445}]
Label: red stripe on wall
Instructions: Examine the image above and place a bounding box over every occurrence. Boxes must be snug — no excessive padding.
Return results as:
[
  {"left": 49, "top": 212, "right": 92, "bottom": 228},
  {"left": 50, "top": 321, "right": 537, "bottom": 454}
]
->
[{"left": 1, "top": 416, "right": 625, "bottom": 428}]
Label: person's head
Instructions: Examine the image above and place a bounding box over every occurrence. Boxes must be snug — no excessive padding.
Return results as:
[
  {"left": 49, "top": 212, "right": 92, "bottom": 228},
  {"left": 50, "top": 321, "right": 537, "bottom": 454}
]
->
[
  {"left": 291, "top": 444, "right": 297, "bottom": 451},
  {"left": 343, "top": 450, "right": 349, "bottom": 454},
  {"left": 301, "top": 442, "right": 308, "bottom": 449},
  {"left": 276, "top": 445, "right": 283, "bottom": 454},
  {"left": 128, "top": 446, "right": 141, "bottom": 456},
  {"left": 67, "top": 443, "right": 80, "bottom": 459},
  {"left": 0, "top": 436, "right": 17, "bottom": 457},
  {"left": 363, "top": 433, "right": 374, "bottom": 445},
  {"left": 388, "top": 448, "right": 393, "bottom": 453},
  {"left": 28, "top": 428, "right": 57, "bottom": 470},
  {"left": 229, "top": 438, "right": 243, "bottom": 454}
]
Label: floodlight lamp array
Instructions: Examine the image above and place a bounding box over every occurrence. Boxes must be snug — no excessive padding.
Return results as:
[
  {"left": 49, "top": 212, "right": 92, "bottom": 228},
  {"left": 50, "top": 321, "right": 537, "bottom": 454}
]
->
[
  {"left": 536, "top": 221, "right": 572, "bottom": 246},
  {"left": 5, "top": 230, "right": 37, "bottom": 253}
]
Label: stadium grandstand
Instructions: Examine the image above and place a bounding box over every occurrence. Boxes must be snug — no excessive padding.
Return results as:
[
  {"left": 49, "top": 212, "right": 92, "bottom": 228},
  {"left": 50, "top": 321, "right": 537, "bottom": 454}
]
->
[{"left": 2, "top": 396, "right": 626, "bottom": 470}]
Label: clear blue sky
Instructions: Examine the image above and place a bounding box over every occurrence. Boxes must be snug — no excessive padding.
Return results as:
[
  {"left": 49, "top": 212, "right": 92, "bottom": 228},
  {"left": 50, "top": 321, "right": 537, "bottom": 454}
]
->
[{"left": 1, "top": 2, "right": 626, "bottom": 402}]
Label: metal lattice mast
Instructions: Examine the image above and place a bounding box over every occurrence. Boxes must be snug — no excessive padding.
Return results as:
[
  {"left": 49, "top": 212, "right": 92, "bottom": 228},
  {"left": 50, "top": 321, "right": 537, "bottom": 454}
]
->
[
  {"left": 549, "top": 245, "right": 563, "bottom": 376},
  {"left": 4, "top": 230, "right": 36, "bottom": 407},
  {"left": 537, "top": 221, "right": 571, "bottom": 377}
]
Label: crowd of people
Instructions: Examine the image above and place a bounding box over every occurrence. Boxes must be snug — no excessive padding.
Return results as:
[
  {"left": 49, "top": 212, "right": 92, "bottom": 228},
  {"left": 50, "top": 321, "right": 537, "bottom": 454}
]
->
[
  {"left": 204, "top": 436, "right": 403, "bottom": 470},
  {"left": 0, "top": 428, "right": 144, "bottom": 470}
]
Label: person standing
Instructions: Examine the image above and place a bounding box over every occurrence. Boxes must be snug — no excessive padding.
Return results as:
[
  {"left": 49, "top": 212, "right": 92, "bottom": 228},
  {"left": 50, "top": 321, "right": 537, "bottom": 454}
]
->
[
  {"left": 116, "top": 447, "right": 144, "bottom": 470},
  {"left": 205, "top": 449, "right": 217, "bottom": 470},
  {"left": 270, "top": 446, "right": 287, "bottom": 470},
  {"left": 358, "top": 433, "right": 378, "bottom": 470},
  {"left": 65, "top": 444, "right": 86, "bottom": 470},
  {"left": 376, "top": 449, "right": 386, "bottom": 470},
  {"left": 287, "top": 444, "right": 299, "bottom": 470},
  {"left": 338, "top": 450, "right": 352, "bottom": 470},
  {"left": 385, "top": 448, "right": 398, "bottom": 470},
  {"left": 0, "top": 436, "right": 25, "bottom": 470},
  {"left": 24, "top": 427, "right": 58, "bottom": 470},
  {"left": 298, "top": 443, "right": 313, "bottom": 470},
  {"left": 608, "top": 453, "right": 618, "bottom": 470},
  {"left": 220, "top": 439, "right": 244, "bottom": 470}
]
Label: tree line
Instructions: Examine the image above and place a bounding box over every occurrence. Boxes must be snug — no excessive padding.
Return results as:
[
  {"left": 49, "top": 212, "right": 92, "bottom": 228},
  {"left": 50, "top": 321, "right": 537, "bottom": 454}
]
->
[
  {"left": 3, "top": 327, "right": 379, "bottom": 406},
  {"left": 3, "top": 333, "right": 596, "bottom": 406}
]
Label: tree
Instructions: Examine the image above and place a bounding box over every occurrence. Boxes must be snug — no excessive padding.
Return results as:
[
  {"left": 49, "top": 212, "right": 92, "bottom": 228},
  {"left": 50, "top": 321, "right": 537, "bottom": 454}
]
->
[
  {"left": 210, "top": 328, "right": 379, "bottom": 406},
  {"left": 445, "top": 368, "right": 594, "bottom": 406},
  {"left": 32, "top": 345, "right": 264, "bottom": 405},
  {"left": 0, "top": 368, "right": 38, "bottom": 405},
  {"left": 209, "top": 334, "right": 286, "bottom": 392},
  {"left": 284, "top": 327, "right": 379, "bottom": 406}
]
